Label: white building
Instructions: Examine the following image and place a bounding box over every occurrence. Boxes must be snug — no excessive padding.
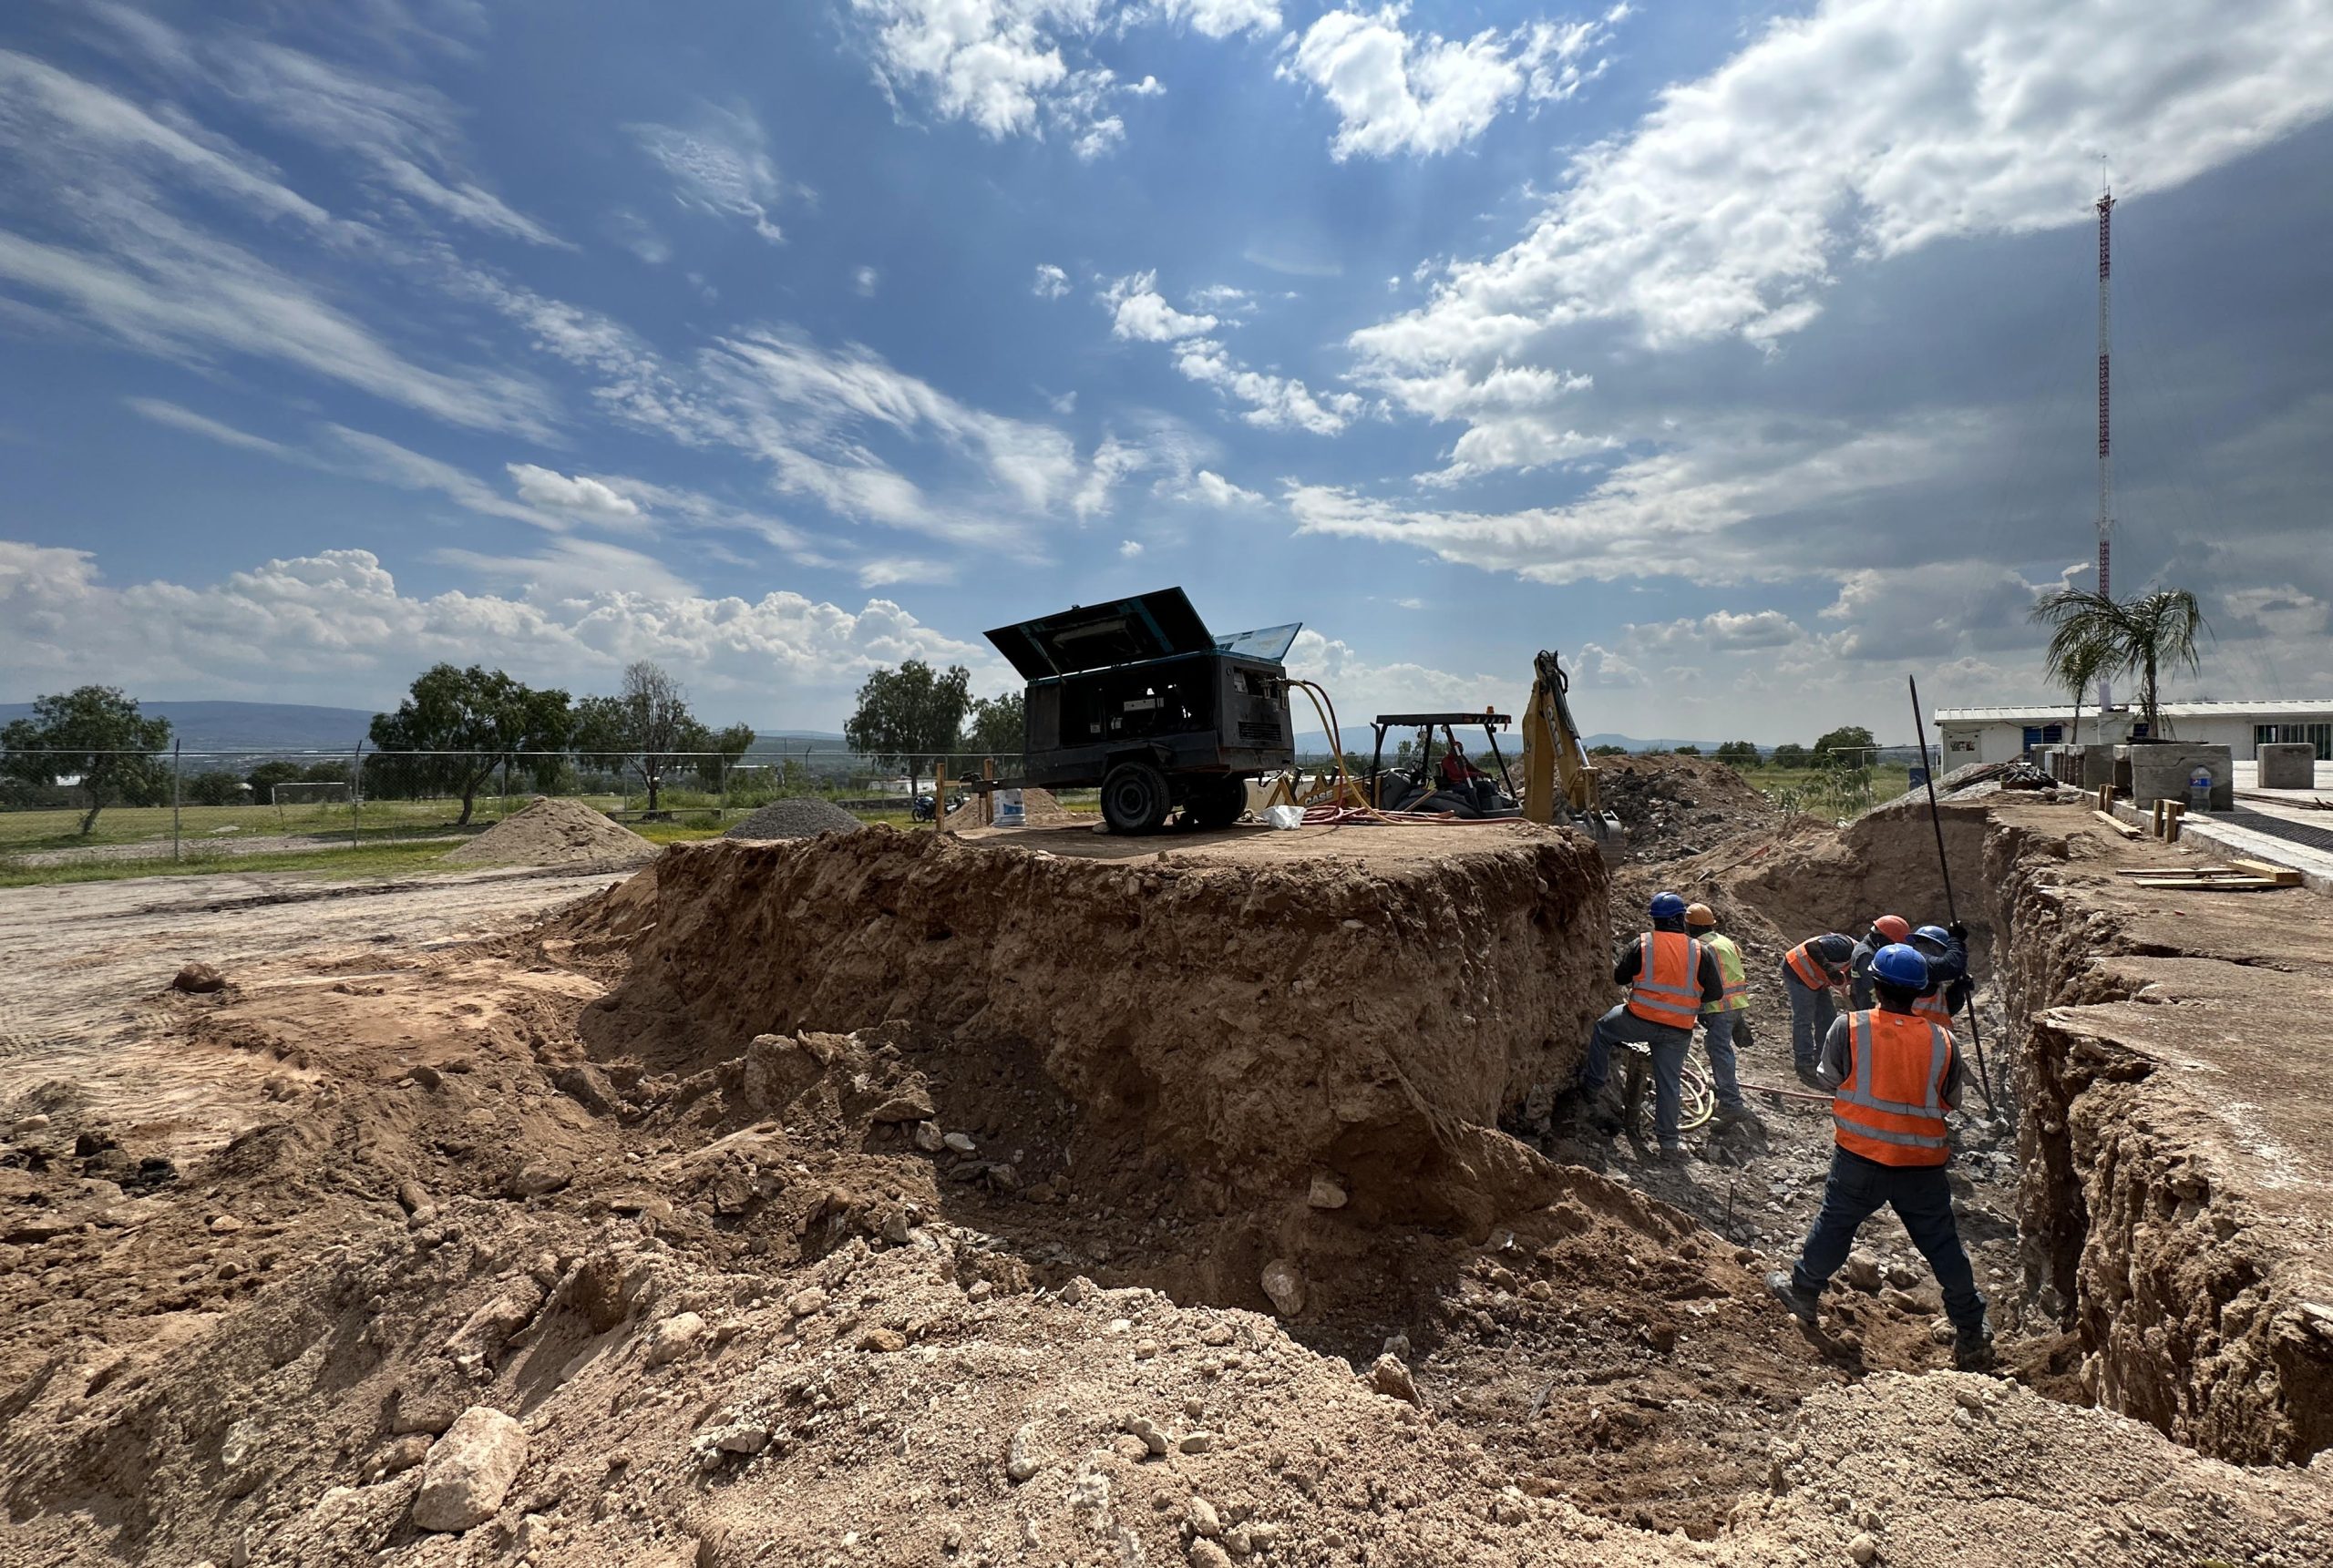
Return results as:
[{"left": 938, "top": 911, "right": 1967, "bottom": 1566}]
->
[{"left": 1934, "top": 699, "right": 2333, "bottom": 766}]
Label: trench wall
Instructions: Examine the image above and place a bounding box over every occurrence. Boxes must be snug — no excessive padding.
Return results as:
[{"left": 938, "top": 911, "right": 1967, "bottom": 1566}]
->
[
  {"left": 586, "top": 826, "right": 1612, "bottom": 1235},
  {"left": 1986, "top": 817, "right": 2333, "bottom": 1466}
]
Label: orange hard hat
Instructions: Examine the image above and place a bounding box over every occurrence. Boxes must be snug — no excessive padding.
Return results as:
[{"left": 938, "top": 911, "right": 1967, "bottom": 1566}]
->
[
  {"left": 1875, "top": 915, "right": 1911, "bottom": 942},
  {"left": 1684, "top": 902, "right": 1717, "bottom": 927}
]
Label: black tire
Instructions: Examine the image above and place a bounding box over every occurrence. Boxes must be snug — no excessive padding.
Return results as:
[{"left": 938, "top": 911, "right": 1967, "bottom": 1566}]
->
[
  {"left": 1100, "top": 761, "right": 1172, "bottom": 834},
  {"left": 1183, "top": 774, "right": 1248, "bottom": 830}
]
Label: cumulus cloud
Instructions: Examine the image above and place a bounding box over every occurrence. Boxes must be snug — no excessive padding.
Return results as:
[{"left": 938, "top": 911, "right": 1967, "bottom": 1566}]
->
[
  {"left": 1101, "top": 272, "right": 1218, "bottom": 342},
  {"left": 1118, "top": 538, "right": 1145, "bottom": 557},
  {"left": 849, "top": 1, "right": 1132, "bottom": 156},
  {"left": 1147, "top": 0, "right": 1280, "bottom": 38},
  {"left": 630, "top": 107, "right": 789, "bottom": 242},
  {"left": 1179, "top": 469, "right": 1261, "bottom": 507},
  {"left": 0, "top": 538, "right": 992, "bottom": 716},
  {"left": 854, "top": 265, "right": 881, "bottom": 296},
  {"left": 1284, "top": 627, "right": 1517, "bottom": 721},
  {"left": 1033, "top": 262, "right": 1072, "bottom": 298},
  {"left": 1281, "top": 5, "right": 1620, "bottom": 160},
  {"left": 506, "top": 464, "right": 645, "bottom": 521}
]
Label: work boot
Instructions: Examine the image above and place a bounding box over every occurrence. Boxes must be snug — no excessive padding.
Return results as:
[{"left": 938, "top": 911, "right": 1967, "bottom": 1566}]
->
[
  {"left": 1794, "top": 1063, "right": 1824, "bottom": 1091},
  {"left": 1765, "top": 1271, "right": 1820, "bottom": 1325},
  {"left": 1573, "top": 1083, "right": 1622, "bottom": 1137},
  {"left": 1711, "top": 1102, "right": 1765, "bottom": 1134},
  {"left": 1654, "top": 1143, "right": 1687, "bottom": 1165},
  {"left": 1952, "top": 1319, "right": 1996, "bottom": 1372}
]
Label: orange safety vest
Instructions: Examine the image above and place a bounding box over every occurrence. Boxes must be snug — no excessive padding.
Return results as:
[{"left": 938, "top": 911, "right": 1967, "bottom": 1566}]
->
[
  {"left": 1785, "top": 939, "right": 1843, "bottom": 990},
  {"left": 1911, "top": 989, "right": 1955, "bottom": 1032},
  {"left": 1832, "top": 1009, "right": 1954, "bottom": 1167},
  {"left": 1626, "top": 931, "right": 1704, "bottom": 1030}
]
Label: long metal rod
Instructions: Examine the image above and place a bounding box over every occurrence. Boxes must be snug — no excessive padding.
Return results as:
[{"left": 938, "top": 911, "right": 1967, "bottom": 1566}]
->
[{"left": 1909, "top": 677, "right": 1998, "bottom": 1114}]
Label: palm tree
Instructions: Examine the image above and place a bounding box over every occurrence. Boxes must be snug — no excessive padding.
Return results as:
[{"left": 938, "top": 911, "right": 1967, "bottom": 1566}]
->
[
  {"left": 2030, "top": 588, "right": 2211, "bottom": 739},
  {"left": 2058, "top": 638, "right": 2108, "bottom": 747}
]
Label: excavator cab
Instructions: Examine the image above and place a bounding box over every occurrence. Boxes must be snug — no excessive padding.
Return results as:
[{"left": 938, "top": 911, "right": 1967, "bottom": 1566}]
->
[{"left": 1362, "top": 713, "right": 1522, "bottom": 818}]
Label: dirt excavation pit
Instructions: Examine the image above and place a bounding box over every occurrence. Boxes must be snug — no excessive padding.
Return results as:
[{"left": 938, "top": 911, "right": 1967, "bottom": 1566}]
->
[
  {"left": 442, "top": 797, "right": 657, "bottom": 867},
  {"left": 5, "top": 807, "right": 2333, "bottom": 1564}
]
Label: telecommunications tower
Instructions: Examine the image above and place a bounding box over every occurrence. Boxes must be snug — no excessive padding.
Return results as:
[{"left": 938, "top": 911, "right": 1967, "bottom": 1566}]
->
[{"left": 2093, "top": 188, "right": 2114, "bottom": 710}]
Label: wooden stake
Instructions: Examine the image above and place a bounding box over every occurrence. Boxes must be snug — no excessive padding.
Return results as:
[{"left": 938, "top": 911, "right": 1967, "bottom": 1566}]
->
[{"left": 2091, "top": 810, "right": 2143, "bottom": 839}]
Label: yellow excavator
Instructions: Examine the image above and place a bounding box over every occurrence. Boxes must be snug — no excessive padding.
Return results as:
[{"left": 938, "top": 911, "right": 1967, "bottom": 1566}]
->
[{"left": 1521, "top": 649, "right": 1626, "bottom": 851}]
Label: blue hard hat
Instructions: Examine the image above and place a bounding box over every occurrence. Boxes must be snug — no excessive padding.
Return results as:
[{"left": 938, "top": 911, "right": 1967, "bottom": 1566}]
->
[
  {"left": 1914, "top": 924, "right": 1952, "bottom": 946},
  {"left": 1650, "top": 891, "right": 1688, "bottom": 919},
  {"left": 1872, "top": 943, "right": 1930, "bottom": 989}
]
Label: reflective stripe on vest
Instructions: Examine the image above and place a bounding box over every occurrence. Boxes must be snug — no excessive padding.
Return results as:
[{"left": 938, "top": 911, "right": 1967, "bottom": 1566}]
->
[
  {"left": 1786, "top": 940, "right": 1838, "bottom": 989},
  {"left": 1701, "top": 934, "right": 1750, "bottom": 1015},
  {"left": 1911, "top": 989, "right": 1954, "bottom": 1031},
  {"left": 1627, "top": 931, "right": 1704, "bottom": 1030},
  {"left": 1832, "top": 1009, "right": 1952, "bottom": 1167}
]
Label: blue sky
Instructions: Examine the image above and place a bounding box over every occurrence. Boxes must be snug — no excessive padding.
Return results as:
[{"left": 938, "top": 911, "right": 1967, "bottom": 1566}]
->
[{"left": 4, "top": 0, "right": 2330, "bottom": 741}]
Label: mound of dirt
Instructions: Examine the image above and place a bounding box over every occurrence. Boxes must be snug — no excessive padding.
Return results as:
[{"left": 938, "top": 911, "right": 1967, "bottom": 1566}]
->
[
  {"left": 723, "top": 797, "right": 862, "bottom": 840},
  {"left": 584, "top": 824, "right": 1612, "bottom": 1250},
  {"left": 1594, "top": 756, "right": 1783, "bottom": 861},
  {"left": 1017, "top": 785, "right": 1082, "bottom": 825},
  {"left": 442, "top": 797, "right": 657, "bottom": 867}
]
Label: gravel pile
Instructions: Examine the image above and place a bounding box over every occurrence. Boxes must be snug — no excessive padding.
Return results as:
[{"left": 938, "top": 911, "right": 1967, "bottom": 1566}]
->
[{"left": 723, "top": 797, "right": 863, "bottom": 841}]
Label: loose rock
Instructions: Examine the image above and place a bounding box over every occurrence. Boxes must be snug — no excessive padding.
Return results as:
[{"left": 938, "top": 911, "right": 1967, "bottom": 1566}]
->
[
  {"left": 645, "top": 1311, "right": 705, "bottom": 1367},
  {"left": 172, "top": 962, "right": 226, "bottom": 993},
  {"left": 410, "top": 1406, "right": 527, "bottom": 1532},
  {"left": 1259, "top": 1258, "right": 1305, "bottom": 1317}
]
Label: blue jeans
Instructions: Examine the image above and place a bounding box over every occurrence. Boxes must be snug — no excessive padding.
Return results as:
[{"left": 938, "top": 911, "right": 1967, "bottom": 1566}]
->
[
  {"left": 1582, "top": 1003, "right": 1691, "bottom": 1145},
  {"left": 1782, "top": 963, "right": 1835, "bottom": 1070},
  {"left": 1791, "top": 1146, "right": 1987, "bottom": 1330},
  {"left": 1700, "top": 1009, "right": 1745, "bottom": 1109}
]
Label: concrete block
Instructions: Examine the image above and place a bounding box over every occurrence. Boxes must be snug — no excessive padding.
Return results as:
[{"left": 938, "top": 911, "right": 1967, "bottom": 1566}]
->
[
  {"left": 2117, "top": 743, "right": 2234, "bottom": 810},
  {"left": 2258, "top": 743, "right": 2318, "bottom": 790},
  {"left": 2081, "top": 743, "right": 2121, "bottom": 790}
]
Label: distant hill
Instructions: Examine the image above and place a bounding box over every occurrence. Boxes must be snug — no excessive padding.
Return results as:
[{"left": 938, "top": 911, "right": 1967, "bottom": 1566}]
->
[{"left": 0, "top": 700, "right": 377, "bottom": 753}]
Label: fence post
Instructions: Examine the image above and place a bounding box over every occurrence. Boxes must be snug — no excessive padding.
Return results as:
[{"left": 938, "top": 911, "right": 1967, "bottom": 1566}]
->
[
  {"left": 718, "top": 754, "right": 729, "bottom": 822},
  {"left": 350, "top": 739, "right": 365, "bottom": 849},
  {"left": 171, "top": 740, "right": 182, "bottom": 864}
]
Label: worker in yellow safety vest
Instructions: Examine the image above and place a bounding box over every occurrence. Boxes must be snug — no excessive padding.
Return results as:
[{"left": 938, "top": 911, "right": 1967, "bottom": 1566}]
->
[
  {"left": 1766, "top": 942, "right": 1993, "bottom": 1370},
  {"left": 1574, "top": 891, "right": 1725, "bottom": 1161},
  {"left": 1684, "top": 903, "right": 1763, "bottom": 1134}
]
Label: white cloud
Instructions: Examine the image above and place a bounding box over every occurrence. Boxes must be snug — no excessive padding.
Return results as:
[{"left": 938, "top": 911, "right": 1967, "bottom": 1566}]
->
[
  {"left": 0, "top": 538, "right": 994, "bottom": 717},
  {"left": 851, "top": 0, "right": 1107, "bottom": 149},
  {"left": 1171, "top": 338, "right": 1362, "bottom": 435},
  {"left": 1353, "top": 0, "right": 2333, "bottom": 442},
  {"left": 124, "top": 397, "right": 296, "bottom": 459},
  {"left": 433, "top": 538, "right": 698, "bottom": 602},
  {"left": 1147, "top": 0, "right": 1280, "bottom": 38},
  {"left": 1033, "top": 262, "right": 1072, "bottom": 298},
  {"left": 1101, "top": 271, "right": 1218, "bottom": 342},
  {"left": 1627, "top": 609, "right": 1809, "bottom": 652},
  {"left": 2222, "top": 587, "right": 2328, "bottom": 640},
  {"left": 1118, "top": 538, "right": 1145, "bottom": 558},
  {"left": 854, "top": 264, "right": 881, "bottom": 296},
  {"left": 1280, "top": 5, "right": 1619, "bottom": 160},
  {"left": 506, "top": 464, "right": 644, "bottom": 521},
  {"left": 1283, "top": 627, "right": 1516, "bottom": 723},
  {"left": 323, "top": 426, "right": 553, "bottom": 527},
  {"left": 1284, "top": 410, "right": 1990, "bottom": 583},
  {"left": 856, "top": 556, "right": 956, "bottom": 588},
  {"left": 630, "top": 108, "right": 789, "bottom": 242},
  {"left": 1181, "top": 469, "right": 1261, "bottom": 507}
]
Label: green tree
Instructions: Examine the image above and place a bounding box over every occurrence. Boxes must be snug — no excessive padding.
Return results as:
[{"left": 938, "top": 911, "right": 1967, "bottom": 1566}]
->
[
  {"left": 1770, "top": 743, "right": 1810, "bottom": 769},
  {"left": 845, "top": 660, "right": 973, "bottom": 794},
  {"left": 1672, "top": 743, "right": 1701, "bottom": 756},
  {"left": 1714, "top": 740, "right": 1762, "bottom": 768},
  {"left": 691, "top": 723, "right": 758, "bottom": 788},
  {"left": 1588, "top": 743, "right": 1628, "bottom": 757},
  {"left": 573, "top": 661, "right": 714, "bottom": 815},
  {"left": 959, "top": 692, "right": 1026, "bottom": 760},
  {"left": 246, "top": 760, "right": 305, "bottom": 801},
  {"left": 1812, "top": 725, "right": 1877, "bottom": 764},
  {"left": 2030, "top": 587, "right": 2211, "bottom": 741},
  {"left": 183, "top": 770, "right": 249, "bottom": 806},
  {"left": 366, "top": 664, "right": 572, "bottom": 825},
  {"left": 0, "top": 686, "right": 172, "bottom": 835}
]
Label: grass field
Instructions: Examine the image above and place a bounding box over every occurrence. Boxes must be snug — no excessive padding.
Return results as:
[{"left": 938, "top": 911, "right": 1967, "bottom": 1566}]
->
[{"left": 1742, "top": 764, "right": 1914, "bottom": 815}]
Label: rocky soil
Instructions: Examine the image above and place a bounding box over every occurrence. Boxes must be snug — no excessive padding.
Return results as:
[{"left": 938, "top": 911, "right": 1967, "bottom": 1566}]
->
[
  {"left": 3, "top": 793, "right": 2330, "bottom": 1565},
  {"left": 723, "top": 799, "right": 863, "bottom": 841}
]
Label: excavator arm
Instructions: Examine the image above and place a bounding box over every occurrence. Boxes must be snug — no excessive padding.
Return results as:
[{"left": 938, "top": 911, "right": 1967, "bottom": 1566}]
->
[{"left": 1520, "top": 649, "right": 1625, "bottom": 848}]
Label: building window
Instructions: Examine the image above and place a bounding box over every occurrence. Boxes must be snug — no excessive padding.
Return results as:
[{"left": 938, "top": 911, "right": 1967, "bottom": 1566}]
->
[
  {"left": 2020, "top": 725, "right": 2065, "bottom": 749},
  {"left": 2257, "top": 723, "right": 2333, "bottom": 762}
]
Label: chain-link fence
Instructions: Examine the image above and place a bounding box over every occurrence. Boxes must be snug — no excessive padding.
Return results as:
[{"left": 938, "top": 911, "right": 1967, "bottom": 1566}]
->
[{"left": 0, "top": 744, "right": 1061, "bottom": 870}]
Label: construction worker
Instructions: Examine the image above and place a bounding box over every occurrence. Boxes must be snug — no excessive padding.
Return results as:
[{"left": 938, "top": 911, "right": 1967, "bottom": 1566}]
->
[
  {"left": 1684, "top": 903, "right": 1763, "bottom": 1132},
  {"left": 1767, "top": 941, "right": 1993, "bottom": 1370},
  {"left": 1439, "top": 738, "right": 1495, "bottom": 813},
  {"left": 1781, "top": 932, "right": 1856, "bottom": 1087},
  {"left": 1848, "top": 915, "right": 1912, "bottom": 1009},
  {"left": 1909, "top": 922, "right": 1972, "bottom": 1032},
  {"left": 1576, "top": 891, "right": 1724, "bottom": 1160}
]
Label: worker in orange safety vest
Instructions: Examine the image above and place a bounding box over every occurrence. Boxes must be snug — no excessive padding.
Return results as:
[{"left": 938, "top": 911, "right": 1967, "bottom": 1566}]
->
[
  {"left": 1781, "top": 932, "right": 1856, "bottom": 1087},
  {"left": 1574, "top": 891, "right": 1724, "bottom": 1161},
  {"left": 1766, "top": 941, "right": 1992, "bottom": 1370}
]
